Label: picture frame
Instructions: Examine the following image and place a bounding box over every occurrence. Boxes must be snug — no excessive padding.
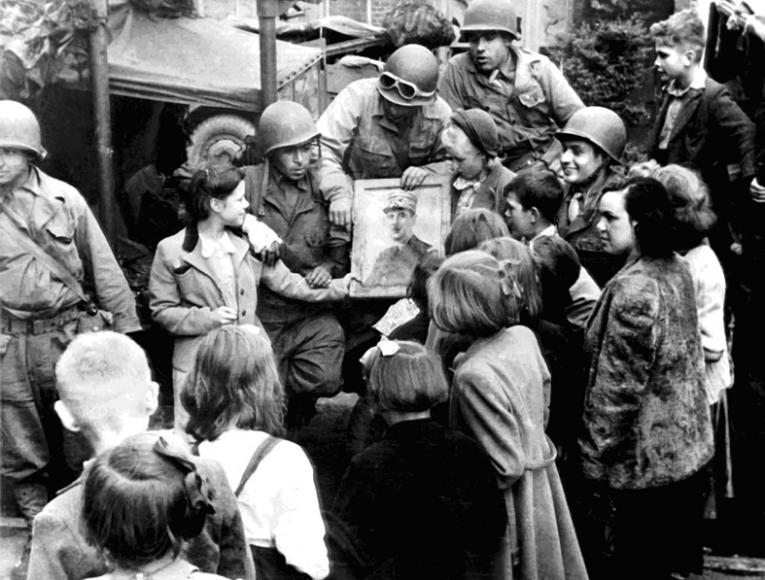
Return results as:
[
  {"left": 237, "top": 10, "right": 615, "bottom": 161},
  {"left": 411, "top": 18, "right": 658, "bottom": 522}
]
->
[{"left": 349, "top": 176, "right": 451, "bottom": 299}]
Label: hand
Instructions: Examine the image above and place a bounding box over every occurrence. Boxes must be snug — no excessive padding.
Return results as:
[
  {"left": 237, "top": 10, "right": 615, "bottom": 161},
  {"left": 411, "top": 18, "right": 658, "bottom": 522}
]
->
[
  {"left": 329, "top": 197, "right": 352, "bottom": 229},
  {"left": 211, "top": 306, "right": 238, "bottom": 326},
  {"left": 305, "top": 266, "right": 332, "bottom": 288},
  {"left": 257, "top": 241, "right": 281, "bottom": 266},
  {"left": 341, "top": 272, "right": 361, "bottom": 293},
  {"left": 750, "top": 177, "right": 765, "bottom": 203},
  {"left": 242, "top": 214, "right": 282, "bottom": 252},
  {"left": 400, "top": 166, "right": 429, "bottom": 190}
]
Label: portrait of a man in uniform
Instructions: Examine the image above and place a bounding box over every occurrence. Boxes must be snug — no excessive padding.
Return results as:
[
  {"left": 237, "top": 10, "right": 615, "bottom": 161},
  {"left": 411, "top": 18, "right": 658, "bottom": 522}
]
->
[{"left": 364, "top": 190, "right": 433, "bottom": 288}]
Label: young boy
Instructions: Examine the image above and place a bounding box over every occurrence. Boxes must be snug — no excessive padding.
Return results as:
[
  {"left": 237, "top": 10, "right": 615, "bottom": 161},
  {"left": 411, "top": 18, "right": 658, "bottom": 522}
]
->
[
  {"left": 504, "top": 170, "right": 600, "bottom": 331},
  {"left": 649, "top": 8, "right": 755, "bottom": 263},
  {"left": 27, "top": 332, "right": 255, "bottom": 580}
]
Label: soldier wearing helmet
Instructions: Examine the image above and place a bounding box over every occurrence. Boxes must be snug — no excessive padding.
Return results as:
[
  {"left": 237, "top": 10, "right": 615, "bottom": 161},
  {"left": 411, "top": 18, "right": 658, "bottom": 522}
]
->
[
  {"left": 241, "top": 100, "right": 349, "bottom": 427},
  {"left": 0, "top": 100, "right": 140, "bottom": 579},
  {"left": 439, "top": 0, "right": 584, "bottom": 174},
  {"left": 555, "top": 106, "right": 628, "bottom": 286},
  {"left": 316, "top": 44, "right": 452, "bottom": 228}
]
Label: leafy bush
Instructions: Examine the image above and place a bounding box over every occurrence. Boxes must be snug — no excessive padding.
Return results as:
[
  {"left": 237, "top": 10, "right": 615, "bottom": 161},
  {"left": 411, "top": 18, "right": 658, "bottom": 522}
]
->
[{"left": 546, "top": 17, "right": 654, "bottom": 126}]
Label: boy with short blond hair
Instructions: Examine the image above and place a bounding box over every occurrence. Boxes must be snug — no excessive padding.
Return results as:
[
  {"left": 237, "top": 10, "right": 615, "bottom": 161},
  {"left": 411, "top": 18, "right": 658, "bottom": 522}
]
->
[
  {"left": 27, "top": 331, "right": 255, "bottom": 580},
  {"left": 649, "top": 8, "right": 755, "bottom": 262}
]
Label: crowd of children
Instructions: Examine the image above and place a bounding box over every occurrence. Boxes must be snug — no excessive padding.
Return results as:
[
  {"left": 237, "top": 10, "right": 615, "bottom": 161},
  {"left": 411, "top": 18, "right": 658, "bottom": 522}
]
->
[{"left": 5, "top": 4, "right": 764, "bottom": 580}]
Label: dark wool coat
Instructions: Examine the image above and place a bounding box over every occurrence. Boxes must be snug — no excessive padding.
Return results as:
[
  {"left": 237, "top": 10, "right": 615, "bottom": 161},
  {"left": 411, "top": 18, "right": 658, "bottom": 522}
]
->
[
  {"left": 579, "top": 256, "right": 714, "bottom": 490},
  {"left": 649, "top": 77, "right": 755, "bottom": 187},
  {"left": 331, "top": 418, "right": 506, "bottom": 580}
]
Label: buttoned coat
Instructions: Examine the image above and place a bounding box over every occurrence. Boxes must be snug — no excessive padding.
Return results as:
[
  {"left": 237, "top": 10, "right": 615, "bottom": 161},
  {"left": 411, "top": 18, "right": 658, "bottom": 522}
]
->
[
  {"left": 148, "top": 229, "right": 347, "bottom": 375},
  {"left": 450, "top": 326, "right": 588, "bottom": 580},
  {"left": 579, "top": 256, "right": 714, "bottom": 490}
]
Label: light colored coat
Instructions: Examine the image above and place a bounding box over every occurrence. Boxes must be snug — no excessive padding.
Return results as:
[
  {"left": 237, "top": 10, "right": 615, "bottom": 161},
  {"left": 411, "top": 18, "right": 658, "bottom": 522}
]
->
[
  {"left": 450, "top": 326, "right": 588, "bottom": 580},
  {"left": 148, "top": 228, "right": 347, "bottom": 374}
]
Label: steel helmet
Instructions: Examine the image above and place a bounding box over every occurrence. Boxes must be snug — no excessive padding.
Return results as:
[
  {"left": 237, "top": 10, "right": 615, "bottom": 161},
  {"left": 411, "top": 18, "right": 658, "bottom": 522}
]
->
[
  {"left": 0, "top": 100, "right": 46, "bottom": 159},
  {"left": 257, "top": 100, "right": 320, "bottom": 156},
  {"left": 556, "top": 106, "right": 626, "bottom": 164},
  {"left": 378, "top": 44, "right": 439, "bottom": 107},
  {"left": 461, "top": 0, "right": 520, "bottom": 39}
]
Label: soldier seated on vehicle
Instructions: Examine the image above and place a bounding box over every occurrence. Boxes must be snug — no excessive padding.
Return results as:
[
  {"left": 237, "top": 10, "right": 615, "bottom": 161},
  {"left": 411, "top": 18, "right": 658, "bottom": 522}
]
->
[
  {"left": 438, "top": 0, "right": 584, "bottom": 175},
  {"left": 316, "top": 43, "right": 452, "bottom": 230},
  {"left": 241, "top": 101, "right": 350, "bottom": 429}
]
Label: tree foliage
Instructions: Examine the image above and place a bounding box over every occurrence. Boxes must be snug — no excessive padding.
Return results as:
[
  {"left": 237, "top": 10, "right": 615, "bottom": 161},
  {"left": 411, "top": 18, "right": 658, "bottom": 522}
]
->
[{"left": 546, "top": 17, "right": 654, "bottom": 126}]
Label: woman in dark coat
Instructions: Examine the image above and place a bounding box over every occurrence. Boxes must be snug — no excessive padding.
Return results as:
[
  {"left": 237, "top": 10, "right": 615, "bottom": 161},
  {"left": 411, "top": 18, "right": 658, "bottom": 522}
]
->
[
  {"left": 579, "top": 177, "right": 714, "bottom": 580},
  {"left": 330, "top": 340, "right": 505, "bottom": 580}
]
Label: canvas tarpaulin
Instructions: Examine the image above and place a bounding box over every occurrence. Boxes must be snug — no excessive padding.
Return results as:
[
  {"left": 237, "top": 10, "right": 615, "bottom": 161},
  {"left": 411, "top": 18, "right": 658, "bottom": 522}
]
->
[{"left": 106, "top": 7, "right": 322, "bottom": 111}]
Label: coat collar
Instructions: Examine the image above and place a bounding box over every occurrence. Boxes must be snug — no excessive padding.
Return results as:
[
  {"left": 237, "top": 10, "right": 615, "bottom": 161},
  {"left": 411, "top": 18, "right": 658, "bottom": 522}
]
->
[
  {"left": 182, "top": 228, "right": 250, "bottom": 281},
  {"left": 463, "top": 47, "right": 541, "bottom": 91},
  {"left": 13, "top": 167, "right": 66, "bottom": 231}
]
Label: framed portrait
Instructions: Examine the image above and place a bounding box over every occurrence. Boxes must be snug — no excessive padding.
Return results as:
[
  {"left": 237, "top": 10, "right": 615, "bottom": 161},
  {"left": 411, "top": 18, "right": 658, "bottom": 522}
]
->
[{"left": 349, "top": 176, "right": 451, "bottom": 299}]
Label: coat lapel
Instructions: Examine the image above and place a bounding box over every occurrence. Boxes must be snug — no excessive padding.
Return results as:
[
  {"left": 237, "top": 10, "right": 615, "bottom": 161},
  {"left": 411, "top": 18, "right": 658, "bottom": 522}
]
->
[{"left": 669, "top": 89, "right": 702, "bottom": 143}]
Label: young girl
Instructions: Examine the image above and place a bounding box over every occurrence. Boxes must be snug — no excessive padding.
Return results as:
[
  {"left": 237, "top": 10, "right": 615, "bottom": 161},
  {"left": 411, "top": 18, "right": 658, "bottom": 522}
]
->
[
  {"left": 81, "top": 432, "right": 230, "bottom": 580},
  {"left": 149, "top": 167, "right": 349, "bottom": 432},
  {"left": 181, "top": 325, "right": 329, "bottom": 580},
  {"left": 428, "top": 250, "right": 588, "bottom": 580},
  {"left": 332, "top": 340, "right": 505, "bottom": 580},
  {"left": 653, "top": 164, "right": 732, "bottom": 531}
]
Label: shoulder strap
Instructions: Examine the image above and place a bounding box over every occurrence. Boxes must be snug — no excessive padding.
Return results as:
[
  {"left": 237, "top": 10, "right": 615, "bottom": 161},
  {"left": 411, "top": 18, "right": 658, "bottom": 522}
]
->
[
  {"left": 0, "top": 208, "right": 88, "bottom": 303},
  {"left": 234, "top": 435, "right": 281, "bottom": 498}
]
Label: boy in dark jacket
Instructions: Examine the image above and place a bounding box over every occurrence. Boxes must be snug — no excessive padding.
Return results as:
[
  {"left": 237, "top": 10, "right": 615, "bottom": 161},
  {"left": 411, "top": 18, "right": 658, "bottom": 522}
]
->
[{"left": 649, "top": 8, "right": 756, "bottom": 265}]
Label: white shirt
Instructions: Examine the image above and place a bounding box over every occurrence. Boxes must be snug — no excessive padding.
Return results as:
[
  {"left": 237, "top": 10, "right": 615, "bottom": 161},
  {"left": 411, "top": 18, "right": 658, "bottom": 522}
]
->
[
  {"left": 197, "top": 429, "right": 330, "bottom": 580},
  {"left": 198, "top": 230, "right": 238, "bottom": 309}
]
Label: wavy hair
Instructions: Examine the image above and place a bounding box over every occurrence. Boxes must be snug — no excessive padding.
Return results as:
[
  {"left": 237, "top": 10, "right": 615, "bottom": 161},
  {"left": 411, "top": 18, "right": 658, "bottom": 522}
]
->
[
  {"left": 444, "top": 208, "right": 509, "bottom": 256},
  {"left": 182, "top": 325, "right": 286, "bottom": 441},
  {"left": 365, "top": 341, "right": 448, "bottom": 413},
  {"left": 428, "top": 250, "right": 520, "bottom": 337},
  {"left": 82, "top": 432, "right": 208, "bottom": 569},
  {"left": 479, "top": 236, "right": 543, "bottom": 324},
  {"left": 652, "top": 164, "right": 716, "bottom": 249}
]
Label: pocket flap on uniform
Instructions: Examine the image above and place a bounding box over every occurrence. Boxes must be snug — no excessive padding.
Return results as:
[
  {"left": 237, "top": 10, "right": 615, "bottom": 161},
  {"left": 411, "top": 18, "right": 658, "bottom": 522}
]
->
[
  {"left": 45, "top": 219, "right": 75, "bottom": 243},
  {"left": 517, "top": 89, "right": 546, "bottom": 108}
]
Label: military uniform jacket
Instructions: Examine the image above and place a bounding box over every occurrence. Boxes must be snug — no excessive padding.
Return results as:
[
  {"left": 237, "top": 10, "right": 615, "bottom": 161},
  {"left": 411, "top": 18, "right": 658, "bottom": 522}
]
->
[
  {"left": 316, "top": 77, "right": 452, "bottom": 203},
  {"left": 242, "top": 164, "right": 349, "bottom": 323},
  {"left": 438, "top": 49, "right": 583, "bottom": 169},
  {"left": 0, "top": 167, "right": 139, "bottom": 330}
]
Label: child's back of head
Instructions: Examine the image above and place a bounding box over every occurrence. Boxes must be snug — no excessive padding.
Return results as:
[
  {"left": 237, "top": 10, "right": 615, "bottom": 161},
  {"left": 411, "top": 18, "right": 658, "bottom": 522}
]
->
[
  {"left": 444, "top": 208, "right": 509, "bottom": 255},
  {"left": 82, "top": 432, "right": 213, "bottom": 571},
  {"left": 428, "top": 249, "right": 522, "bottom": 337},
  {"left": 182, "top": 325, "right": 286, "bottom": 442}
]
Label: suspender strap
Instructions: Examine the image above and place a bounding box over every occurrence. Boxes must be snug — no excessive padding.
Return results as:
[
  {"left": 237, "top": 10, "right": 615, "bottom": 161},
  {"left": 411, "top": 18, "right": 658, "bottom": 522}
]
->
[{"left": 234, "top": 435, "right": 282, "bottom": 498}]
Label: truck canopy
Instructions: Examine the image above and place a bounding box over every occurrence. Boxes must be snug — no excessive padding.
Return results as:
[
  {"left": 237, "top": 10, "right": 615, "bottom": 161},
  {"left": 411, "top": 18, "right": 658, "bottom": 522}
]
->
[{"left": 105, "top": 6, "right": 322, "bottom": 111}]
